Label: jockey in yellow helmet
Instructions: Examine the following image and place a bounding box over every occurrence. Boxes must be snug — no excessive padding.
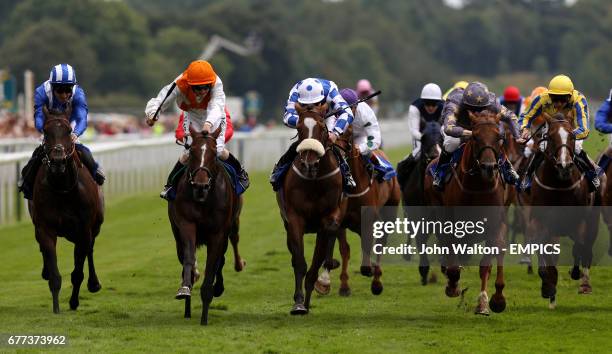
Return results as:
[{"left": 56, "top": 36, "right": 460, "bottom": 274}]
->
[{"left": 519, "top": 74, "right": 601, "bottom": 192}]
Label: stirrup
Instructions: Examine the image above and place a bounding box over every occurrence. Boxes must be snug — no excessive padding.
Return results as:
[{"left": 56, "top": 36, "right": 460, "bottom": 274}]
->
[{"left": 160, "top": 185, "right": 173, "bottom": 200}]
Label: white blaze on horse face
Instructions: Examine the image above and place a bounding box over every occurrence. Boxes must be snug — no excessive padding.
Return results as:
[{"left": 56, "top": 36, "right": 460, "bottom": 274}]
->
[
  {"left": 304, "top": 117, "right": 317, "bottom": 139},
  {"left": 200, "top": 144, "right": 207, "bottom": 168},
  {"left": 558, "top": 127, "right": 570, "bottom": 168}
]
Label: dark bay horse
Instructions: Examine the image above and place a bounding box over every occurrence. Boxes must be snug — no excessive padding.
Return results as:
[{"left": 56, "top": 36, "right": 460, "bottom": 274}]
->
[
  {"left": 524, "top": 112, "right": 602, "bottom": 308},
  {"left": 315, "top": 125, "right": 401, "bottom": 297},
  {"left": 400, "top": 119, "right": 442, "bottom": 285},
  {"left": 29, "top": 107, "right": 104, "bottom": 313},
  {"left": 276, "top": 104, "right": 347, "bottom": 315},
  {"left": 168, "top": 127, "right": 244, "bottom": 325},
  {"left": 424, "top": 110, "right": 508, "bottom": 315}
]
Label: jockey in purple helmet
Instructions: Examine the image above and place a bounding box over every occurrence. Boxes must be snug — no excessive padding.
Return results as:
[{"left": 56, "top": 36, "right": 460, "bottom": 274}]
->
[{"left": 18, "top": 64, "right": 105, "bottom": 200}]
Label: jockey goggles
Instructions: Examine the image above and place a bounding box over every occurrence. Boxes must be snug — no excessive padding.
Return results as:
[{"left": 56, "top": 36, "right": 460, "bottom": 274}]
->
[
  {"left": 549, "top": 94, "right": 571, "bottom": 103},
  {"left": 191, "top": 84, "right": 212, "bottom": 92},
  {"left": 423, "top": 99, "right": 440, "bottom": 107},
  {"left": 52, "top": 84, "right": 74, "bottom": 94}
]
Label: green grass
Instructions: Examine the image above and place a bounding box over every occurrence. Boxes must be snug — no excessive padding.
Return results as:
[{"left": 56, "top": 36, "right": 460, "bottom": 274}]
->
[{"left": 1, "top": 145, "right": 612, "bottom": 353}]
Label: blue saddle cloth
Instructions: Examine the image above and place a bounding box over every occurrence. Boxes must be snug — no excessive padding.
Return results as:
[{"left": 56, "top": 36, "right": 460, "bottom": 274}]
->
[
  {"left": 369, "top": 154, "right": 397, "bottom": 181},
  {"left": 220, "top": 160, "right": 246, "bottom": 196},
  {"left": 428, "top": 145, "right": 465, "bottom": 177}
]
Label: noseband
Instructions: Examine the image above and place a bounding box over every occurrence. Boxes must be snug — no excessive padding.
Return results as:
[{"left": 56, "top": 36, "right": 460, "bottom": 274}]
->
[
  {"left": 540, "top": 119, "right": 575, "bottom": 164},
  {"left": 467, "top": 121, "right": 502, "bottom": 173}
]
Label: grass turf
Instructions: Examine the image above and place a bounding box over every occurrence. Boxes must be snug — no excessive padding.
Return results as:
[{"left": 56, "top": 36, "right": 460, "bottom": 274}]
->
[{"left": 1, "top": 142, "right": 612, "bottom": 353}]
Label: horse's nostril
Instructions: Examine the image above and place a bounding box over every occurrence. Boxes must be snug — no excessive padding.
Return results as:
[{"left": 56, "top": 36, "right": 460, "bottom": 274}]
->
[
  {"left": 300, "top": 161, "right": 307, "bottom": 169},
  {"left": 313, "top": 162, "right": 319, "bottom": 169}
]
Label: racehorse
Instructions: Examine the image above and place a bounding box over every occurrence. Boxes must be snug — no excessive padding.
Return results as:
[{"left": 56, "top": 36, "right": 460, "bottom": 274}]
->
[
  {"left": 424, "top": 110, "right": 508, "bottom": 315},
  {"left": 28, "top": 106, "right": 104, "bottom": 313},
  {"left": 399, "top": 119, "right": 442, "bottom": 285},
  {"left": 315, "top": 125, "right": 401, "bottom": 296},
  {"left": 524, "top": 112, "right": 601, "bottom": 308},
  {"left": 168, "top": 127, "right": 245, "bottom": 325},
  {"left": 276, "top": 103, "right": 347, "bottom": 315}
]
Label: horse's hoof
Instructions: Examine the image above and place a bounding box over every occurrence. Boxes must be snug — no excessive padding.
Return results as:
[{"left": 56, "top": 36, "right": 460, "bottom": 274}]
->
[
  {"left": 474, "top": 306, "right": 490, "bottom": 316},
  {"left": 53, "top": 307, "right": 60, "bottom": 314},
  {"left": 420, "top": 277, "right": 428, "bottom": 286},
  {"left": 402, "top": 253, "right": 412, "bottom": 262},
  {"left": 445, "top": 285, "right": 460, "bottom": 297},
  {"left": 418, "top": 266, "right": 429, "bottom": 285},
  {"left": 339, "top": 287, "right": 351, "bottom": 297},
  {"left": 235, "top": 259, "right": 246, "bottom": 272},
  {"left": 69, "top": 298, "right": 79, "bottom": 310},
  {"left": 360, "top": 266, "right": 373, "bottom": 277},
  {"left": 527, "top": 265, "right": 534, "bottom": 275},
  {"left": 87, "top": 281, "right": 102, "bottom": 293},
  {"left": 290, "top": 303, "right": 308, "bottom": 315},
  {"left": 578, "top": 284, "right": 592, "bottom": 294},
  {"left": 489, "top": 294, "right": 506, "bottom": 313},
  {"left": 314, "top": 280, "right": 331, "bottom": 295},
  {"left": 213, "top": 282, "right": 225, "bottom": 297},
  {"left": 371, "top": 280, "right": 383, "bottom": 295},
  {"left": 548, "top": 296, "right": 557, "bottom": 309},
  {"left": 175, "top": 286, "right": 191, "bottom": 299},
  {"left": 569, "top": 266, "right": 581, "bottom": 280}
]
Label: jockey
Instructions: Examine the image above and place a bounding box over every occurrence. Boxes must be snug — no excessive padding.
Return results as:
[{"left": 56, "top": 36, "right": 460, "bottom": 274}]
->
[
  {"left": 339, "top": 88, "right": 395, "bottom": 180},
  {"left": 432, "top": 81, "right": 521, "bottom": 190},
  {"left": 269, "top": 77, "right": 356, "bottom": 191},
  {"left": 145, "top": 60, "right": 249, "bottom": 199},
  {"left": 356, "top": 79, "right": 379, "bottom": 114},
  {"left": 520, "top": 74, "right": 601, "bottom": 192},
  {"left": 397, "top": 83, "right": 444, "bottom": 178},
  {"left": 520, "top": 86, "right": 547, "bottom": 160},
  {"left": 18, "top": 64, "right": 105, "bottom": 200},
  {"left": 500, "top": 86, "right": 523, "bottom": 117}
]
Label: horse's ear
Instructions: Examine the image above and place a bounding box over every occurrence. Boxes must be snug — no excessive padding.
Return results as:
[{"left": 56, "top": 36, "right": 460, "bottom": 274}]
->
[
  {"left": 542, "top": 112, "right": 553, "bottom": 122},
  {"left": 495, "top": 112, "right": 502, "bottom": 122},
  {"left": 212, "top": 126, "right": 222, "bottom": 139},
  {"left": 294, "top": 102, "right": 305, "bottom": 116},
  {"left": 188, "top": 125, "right": 196, "bottom": 136}
]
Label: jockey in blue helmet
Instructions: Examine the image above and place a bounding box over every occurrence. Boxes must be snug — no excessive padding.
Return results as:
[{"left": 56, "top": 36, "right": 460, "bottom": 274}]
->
[{"left": 18, "top": 64, "right": 105, "bottom": 200}]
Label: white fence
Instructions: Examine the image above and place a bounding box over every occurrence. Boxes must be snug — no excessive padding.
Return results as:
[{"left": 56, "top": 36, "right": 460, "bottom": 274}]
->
[{"left": 0, "top": 119, "right": 410, "bottom": 225}]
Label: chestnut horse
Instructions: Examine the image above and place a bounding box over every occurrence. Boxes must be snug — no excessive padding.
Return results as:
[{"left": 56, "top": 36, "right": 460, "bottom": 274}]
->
[
  {"left": 168, "top": 127, "right": 245, "bottom": 325},
  {"left": 524, "top": 112, "right": 601, "bottom": 308},
  {"left": 276, "top": 105, "right": 347, "bottom": 315},
  {"left": 315, "top": 125, "right": 401, "bottom": 296},
  {"left": 28, "top": 107, "right": 104, "bottom": 313},
  {"left": 424, "top": 110, "right": 508, "bottom": 315}
]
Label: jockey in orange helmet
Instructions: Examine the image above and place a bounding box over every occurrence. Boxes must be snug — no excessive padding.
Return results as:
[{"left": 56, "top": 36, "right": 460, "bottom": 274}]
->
[{"left": 145, "top": 60, "right": 249, "bottom": 199}]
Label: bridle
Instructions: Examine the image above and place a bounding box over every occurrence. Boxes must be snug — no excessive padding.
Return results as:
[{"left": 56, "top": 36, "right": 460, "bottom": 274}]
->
[
  {"left": 186, "top": 134, "right": 217, "bottom": 191},
  {"left": 42, "top": 116, "right": 78, "bottom": 193},
  {"left": 463, "top": 121, "right": 502, "bottom": 175},
  {"left": 540, "top": 119, "right": 576, "bottom": 165}
]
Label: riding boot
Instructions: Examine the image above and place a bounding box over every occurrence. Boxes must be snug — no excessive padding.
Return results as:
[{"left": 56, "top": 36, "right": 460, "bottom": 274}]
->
[
  {"left": 270, "top": 141, "right": 299, "bottom": 190},
  {"left": 160, "top": 160, "right": 185, "bottom": 200},
  {"left": 500, "top": 155, "right": 520, "bottom": 186},
  {"left": 18, "top": 145, "right": 45, "bottom": 200},
  {"left": 575, "top": 150, "right": 601, "bottom": 192},
  {"left": 332, "top": 146, "right": 356, "bottom": 190},
  {"left": 520, "top": 150, "right": 545, "bottom": 193},
  {"left": 77, "top": 144, "right": 105, "bottom": 185},
  {"left": 225, "top": 152, "right": 250, "bottom": 191},
  {"left": 432, "top": 149, "right": 452, "bottom": 191},
  {"left": 396, "top": 154, "right": 416, "bottom": 187}
]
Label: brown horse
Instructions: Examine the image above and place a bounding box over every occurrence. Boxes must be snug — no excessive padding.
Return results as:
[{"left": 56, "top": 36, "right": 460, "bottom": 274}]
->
[
  {"left": 276, "top": 104, "right": 347, "bottom": 315},
  {"left": 168, "top": 127, "right": 244, "bottom": 325},
  {"left": 424, "top": 110, "right": 508, "bottom": 315},
  {"left": 524, "top": 112, "right": 601, "bottom": 308},
  {"left": 315, "top": 125, "right": 401, "bottom": 296},
  {"left": 28, "top": 107, "right": 104, "bottom": 313}
]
